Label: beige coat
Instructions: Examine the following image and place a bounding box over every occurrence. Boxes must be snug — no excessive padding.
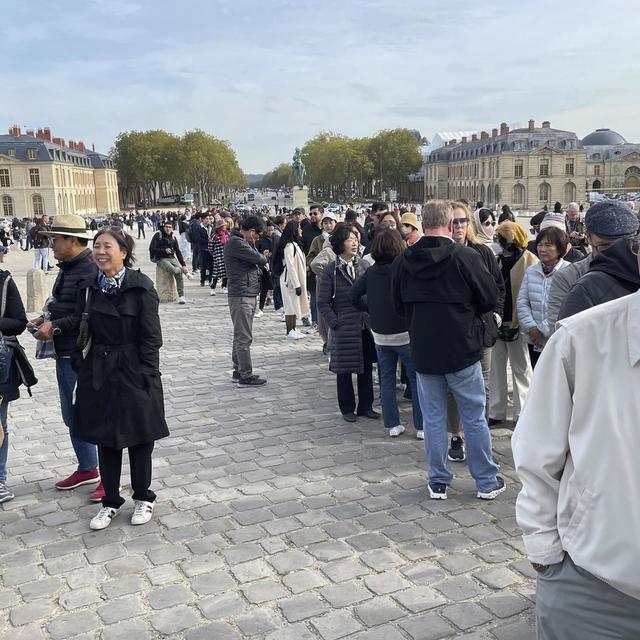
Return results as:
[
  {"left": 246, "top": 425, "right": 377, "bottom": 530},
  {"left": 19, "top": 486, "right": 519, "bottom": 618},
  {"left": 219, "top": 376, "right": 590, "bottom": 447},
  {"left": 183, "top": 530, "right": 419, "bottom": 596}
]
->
[
  {"left": 512, "top": 290, "right": 640, "bottom": 600},
  {"left": 280, "top": 242, "right": 310, "bottom": 318}
]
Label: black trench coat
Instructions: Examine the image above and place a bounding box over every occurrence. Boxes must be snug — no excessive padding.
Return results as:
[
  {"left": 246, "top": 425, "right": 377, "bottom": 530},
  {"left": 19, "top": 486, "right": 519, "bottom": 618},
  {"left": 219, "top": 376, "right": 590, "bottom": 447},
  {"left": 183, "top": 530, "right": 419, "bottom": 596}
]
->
[{"left": 71, "top": 269, "right": 169, "bottom": 450}]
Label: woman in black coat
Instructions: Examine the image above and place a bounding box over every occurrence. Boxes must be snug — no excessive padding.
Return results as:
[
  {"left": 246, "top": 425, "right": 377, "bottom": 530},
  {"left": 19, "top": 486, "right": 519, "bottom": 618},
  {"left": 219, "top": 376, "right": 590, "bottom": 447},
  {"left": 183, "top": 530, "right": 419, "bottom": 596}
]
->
[
  {"left": 72, "top": 228, "right": 169, "bottom": 531},
  {"left": 317, "top": 224, "right": 378, "bottom": 423},
  {"left": 0, "top": 249, "right": 34, "bottom": 504}
]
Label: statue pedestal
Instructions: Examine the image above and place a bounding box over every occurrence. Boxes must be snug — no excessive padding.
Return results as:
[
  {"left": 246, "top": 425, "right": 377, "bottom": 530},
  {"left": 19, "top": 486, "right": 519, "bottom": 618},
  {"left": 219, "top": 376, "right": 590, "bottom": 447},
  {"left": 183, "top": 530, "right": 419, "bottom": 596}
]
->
[{"left": 292, "top": 186, "right": 309, "bottom": 212}]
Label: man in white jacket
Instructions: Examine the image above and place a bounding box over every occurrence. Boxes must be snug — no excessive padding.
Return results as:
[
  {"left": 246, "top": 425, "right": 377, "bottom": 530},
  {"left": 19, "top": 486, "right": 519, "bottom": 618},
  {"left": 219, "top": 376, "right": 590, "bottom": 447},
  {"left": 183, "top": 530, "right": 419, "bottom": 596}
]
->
[{"left": 512, "top": 234, "right": 640, "bottom": 639}]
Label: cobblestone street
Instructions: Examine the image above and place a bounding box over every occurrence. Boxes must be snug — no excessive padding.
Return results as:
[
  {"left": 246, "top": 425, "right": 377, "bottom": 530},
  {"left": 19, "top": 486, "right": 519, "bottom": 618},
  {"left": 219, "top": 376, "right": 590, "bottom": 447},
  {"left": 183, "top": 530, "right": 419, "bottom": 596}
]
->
[{"left": 0, "top": 239, "right": 536, "bottom": 639}]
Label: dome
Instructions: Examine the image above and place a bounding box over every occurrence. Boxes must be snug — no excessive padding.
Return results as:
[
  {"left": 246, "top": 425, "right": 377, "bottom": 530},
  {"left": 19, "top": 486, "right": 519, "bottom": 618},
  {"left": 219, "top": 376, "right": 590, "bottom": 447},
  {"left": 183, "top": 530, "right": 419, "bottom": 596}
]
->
[{"left": 582, "top": 128, "right": 626, "bottom": 146}]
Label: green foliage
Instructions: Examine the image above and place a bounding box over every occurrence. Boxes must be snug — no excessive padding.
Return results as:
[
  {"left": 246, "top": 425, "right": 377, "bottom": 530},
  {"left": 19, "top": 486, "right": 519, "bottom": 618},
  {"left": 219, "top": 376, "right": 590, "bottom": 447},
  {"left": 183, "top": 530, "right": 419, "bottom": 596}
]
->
[
  {"left": 261, "top": 163, "right": 294, "bottom": 189},
  {"left": 111, "top": 129, "right": 245, "bottom": 205},
  {"left": 369, "top": 129, "right": 423, "bottom": 194}
]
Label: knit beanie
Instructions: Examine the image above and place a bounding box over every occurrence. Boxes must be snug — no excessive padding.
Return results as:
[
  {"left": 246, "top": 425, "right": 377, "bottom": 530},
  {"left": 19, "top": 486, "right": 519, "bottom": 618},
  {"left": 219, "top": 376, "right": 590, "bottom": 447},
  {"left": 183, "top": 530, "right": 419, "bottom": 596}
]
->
[
  {"left": 585, "top": 200, "right": 640, "bottom": 238},
  {"left": 540, "top": 213, "right": 566, "bottom": 231}
]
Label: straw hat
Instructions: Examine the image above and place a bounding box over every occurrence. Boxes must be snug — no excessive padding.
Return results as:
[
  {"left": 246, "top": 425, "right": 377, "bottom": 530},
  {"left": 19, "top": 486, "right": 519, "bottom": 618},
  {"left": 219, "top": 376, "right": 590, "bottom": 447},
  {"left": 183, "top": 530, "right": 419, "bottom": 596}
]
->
[{"left": 40, "top": 214, "right": 93, "bottom": 240}]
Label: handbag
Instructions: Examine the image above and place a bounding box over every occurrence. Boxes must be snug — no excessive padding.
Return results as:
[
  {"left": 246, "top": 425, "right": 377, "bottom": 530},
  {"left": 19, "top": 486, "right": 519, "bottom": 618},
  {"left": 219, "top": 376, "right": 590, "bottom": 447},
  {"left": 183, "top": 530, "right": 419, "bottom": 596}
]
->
[
  {"left": 76, "top": 289, "right": 92, "bottom": 358},
  {"left": 0, "top": 275, "right": 13, "bottom": 383},
  {"left": 497, "top": 325, "right": 520, "bottom": 342}
]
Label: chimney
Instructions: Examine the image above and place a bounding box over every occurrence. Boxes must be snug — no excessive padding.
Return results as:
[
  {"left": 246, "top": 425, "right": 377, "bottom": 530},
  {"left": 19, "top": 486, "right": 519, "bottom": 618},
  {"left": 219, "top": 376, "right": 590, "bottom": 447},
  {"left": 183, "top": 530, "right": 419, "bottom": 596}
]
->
[
  {"left": 52, "top": 136, "right": 66, "bottom": 147},
  {"left": 78, "top": 141, "right": 86, "bottom": 152},
  {"left": 9, "top": 125, "right": 21, "bottom": 137},
  {"left": 92, "top": 143, "right": 96, "bottom": 152},
  {"left": 542, "top": 120, "right": 551, "bottom": 128},
  {"left": 499, "top": 122, "right": 509, "bottom": 135},
  {"left": 491, "top": 128, "right": 498, "bottom": 138},
  {"left": 43, "top": 127, "right": 52, "bottom": 142},
  {"left": 480, "top": 131, "right": 489, "bottom": 141},
  {"left": 461, "top": 136, "right": 467, "bottom": 144},
  {"left": 471, "top": 133, "right": 478, "bottom": 142},
  {"left": 68, "top": 140, "right": 75, "bottom": 150},
  {"left": 450, "top": 139, "right": 456, "bottom": 145},
  {"left": 26, "top": 129, "right": 34, "bottom": 137},
  {"left": 528, "top": 119, "right": 535, "bottom": 130}
]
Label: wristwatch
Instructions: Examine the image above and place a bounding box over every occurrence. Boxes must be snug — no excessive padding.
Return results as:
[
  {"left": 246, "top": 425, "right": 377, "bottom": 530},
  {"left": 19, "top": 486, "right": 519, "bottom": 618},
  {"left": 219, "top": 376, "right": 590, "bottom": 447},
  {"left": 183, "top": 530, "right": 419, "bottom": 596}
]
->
[
  {"left": 531, "top": 562, "right": 549, "bottom": 573},
  {"left": 52, "top": 326, "right": 62, "bottom": 336}
]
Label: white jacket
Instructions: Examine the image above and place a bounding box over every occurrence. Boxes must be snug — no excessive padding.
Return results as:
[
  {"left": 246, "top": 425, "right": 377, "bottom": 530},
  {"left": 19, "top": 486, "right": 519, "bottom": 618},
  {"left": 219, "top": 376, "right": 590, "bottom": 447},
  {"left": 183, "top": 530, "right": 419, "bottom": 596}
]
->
[
  {"left": 280, "top": 242, "right": 310, "bottom": 319},
  {"left": 516, "top": 259, "right": 568, "bottom": 342},
  {"left": 512, "top": 291, "right": 640, "bottom": 600}
]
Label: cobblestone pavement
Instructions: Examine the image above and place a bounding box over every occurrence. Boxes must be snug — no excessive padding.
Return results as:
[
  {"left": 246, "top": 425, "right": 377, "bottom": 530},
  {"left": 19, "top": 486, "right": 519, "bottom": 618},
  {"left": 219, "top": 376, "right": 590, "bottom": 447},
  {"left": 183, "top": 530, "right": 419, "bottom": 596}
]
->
[{"left": 0, "top": 236, "right": 536, "bottom": 639}]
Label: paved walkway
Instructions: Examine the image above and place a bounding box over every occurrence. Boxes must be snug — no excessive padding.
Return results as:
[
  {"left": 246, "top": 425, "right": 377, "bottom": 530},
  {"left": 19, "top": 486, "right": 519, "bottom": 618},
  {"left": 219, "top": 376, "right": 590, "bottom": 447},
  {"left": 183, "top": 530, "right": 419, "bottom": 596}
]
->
[{"left": 0, "top": 236, "right": 536, "bottom": 639}]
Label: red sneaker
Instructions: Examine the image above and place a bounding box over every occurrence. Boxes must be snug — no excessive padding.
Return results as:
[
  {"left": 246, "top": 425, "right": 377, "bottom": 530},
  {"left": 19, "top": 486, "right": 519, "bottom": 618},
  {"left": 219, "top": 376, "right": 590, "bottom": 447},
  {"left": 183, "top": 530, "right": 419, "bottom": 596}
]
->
[
  {"left": 89, "top": 481, "right": 105, "bottom": 503},
  {"left": 55, "top": 469, "right": 100, "bottom": 491}
]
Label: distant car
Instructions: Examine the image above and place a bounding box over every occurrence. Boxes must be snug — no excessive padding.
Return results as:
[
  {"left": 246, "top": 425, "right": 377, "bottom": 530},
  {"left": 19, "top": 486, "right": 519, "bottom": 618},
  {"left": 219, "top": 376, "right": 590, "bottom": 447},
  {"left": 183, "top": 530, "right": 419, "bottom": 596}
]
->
[
  {"left": 248, "top": 193, "right": 255, "bottom": 201},
  {"left": 158, "top": 195, "right": 180, "bottom": 205}
]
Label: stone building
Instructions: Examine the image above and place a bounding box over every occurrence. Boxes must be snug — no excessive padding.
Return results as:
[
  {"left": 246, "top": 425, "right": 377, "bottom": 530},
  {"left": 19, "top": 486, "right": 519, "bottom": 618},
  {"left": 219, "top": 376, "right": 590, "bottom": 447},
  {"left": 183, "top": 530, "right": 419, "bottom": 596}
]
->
[
  {"left": 0, "top": 125, "right": 119, "bottom": 219},
  {"left": 422, "top": 121, "right": 640, "bottom": 210}
]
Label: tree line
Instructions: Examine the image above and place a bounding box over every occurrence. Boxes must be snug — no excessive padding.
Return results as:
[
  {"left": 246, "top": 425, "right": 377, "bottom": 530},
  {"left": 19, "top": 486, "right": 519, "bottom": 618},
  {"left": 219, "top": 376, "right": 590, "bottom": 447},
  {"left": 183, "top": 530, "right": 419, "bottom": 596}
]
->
[
  {"left": 261, "top": 129, "right": 423, "bottom": 200},
  {"left": 111, "top": 129, "right": 246, "bottom": 207}
]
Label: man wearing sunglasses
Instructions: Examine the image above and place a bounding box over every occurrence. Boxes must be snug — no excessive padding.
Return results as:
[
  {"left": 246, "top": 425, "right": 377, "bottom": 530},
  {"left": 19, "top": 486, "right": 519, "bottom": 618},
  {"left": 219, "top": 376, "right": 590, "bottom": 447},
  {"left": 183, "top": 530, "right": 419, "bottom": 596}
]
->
[{"left": 513, "top": 226, "right": 640, "bottom": 638}]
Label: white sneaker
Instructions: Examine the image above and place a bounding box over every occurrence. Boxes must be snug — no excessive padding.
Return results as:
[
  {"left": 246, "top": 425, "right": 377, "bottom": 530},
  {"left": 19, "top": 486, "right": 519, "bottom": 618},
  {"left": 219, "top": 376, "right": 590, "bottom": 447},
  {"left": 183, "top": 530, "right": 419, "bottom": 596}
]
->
[
  {"left": 210, "top": 289, "right": 216, "bottom": 296},
  {"left": 280, "top": 314, "right": 287, "bottom": 322},
  {"left": 89, "top": 506, "right": 120, "bottom": 530},
  {"left": 221, "top": 287, "right": 228, "bottom": 294},
  {"left": 185, "top": 272, "right": 193, "bottom": 280},
  {"left": 416, "top": 430, "right": 424, "bottom": 440},
  {"left": 178, "top": 296, "right": 186, "bottom": 305},
  {"left": 287, "top": 329, "right": 305, "bottom": 340},
  {"left": 255, "top": 309, "right": 264, "bottom": 318},
  {"left": 131, "top": 500, "right": 155, "bottom": 525},
  {"left": 388, "top": 425, "right": 405, "bottom": 437}
]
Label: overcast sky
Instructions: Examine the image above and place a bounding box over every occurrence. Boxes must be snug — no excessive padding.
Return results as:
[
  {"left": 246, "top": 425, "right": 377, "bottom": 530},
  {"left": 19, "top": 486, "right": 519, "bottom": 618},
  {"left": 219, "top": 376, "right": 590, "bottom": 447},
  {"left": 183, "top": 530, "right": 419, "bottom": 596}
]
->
[{"left": 3, "top": 0, "right": 640, "bottom": 173}]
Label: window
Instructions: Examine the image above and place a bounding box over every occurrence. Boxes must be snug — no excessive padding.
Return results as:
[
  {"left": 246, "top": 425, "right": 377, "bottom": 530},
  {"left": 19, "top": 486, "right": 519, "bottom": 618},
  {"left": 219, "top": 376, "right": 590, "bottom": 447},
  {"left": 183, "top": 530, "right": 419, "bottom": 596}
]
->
[
  {"left": 514, "top": 160, "right": 523, "bottom": 178},
  {"left": 1, "top": 195, "right": 13, "bottom": 216},
  {"left": 564, "top": 182, "right": 576, "bottom": 202},
  {"left": 27, "top": 148, "right": 37, "bottom": 160},
  {"left": 513, "top": 183, "right": 525, "bottom": 205},
  {"left": 594, "top": 165, "right": 601, "bottom": 176},
  {"left": 539, "top": 159, "right": 549, "bottom": 177},
  {"left": 32, "top": 194, "right": 44, "bottom": 216},
  {"left": 0, "top": 169, "right": 9, "bottom": 188},
  {"left": 29, "top": 168, "right": 40, "bottom": 187},
  {"left": 539, "top": 183, "right": 550, "bottom": 202},
  {"left": 565, "top": 159, "right": 575, "bottom": 176},
  {"left": 7, "top": 148, "right": 15, "bottom": 157}
]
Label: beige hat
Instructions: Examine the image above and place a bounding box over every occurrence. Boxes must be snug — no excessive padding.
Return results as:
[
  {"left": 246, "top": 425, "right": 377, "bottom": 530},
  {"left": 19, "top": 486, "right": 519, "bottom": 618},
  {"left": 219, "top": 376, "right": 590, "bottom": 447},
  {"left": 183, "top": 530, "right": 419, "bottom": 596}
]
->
[
  {"left": 321, "top": 212, "right": 338, "bottom": 223},
  {"left": 41, "top": 214, "right": 93, "bottom": 240},
  {"left": 400, "top": 212, "right": 419, "bottom": 230}
]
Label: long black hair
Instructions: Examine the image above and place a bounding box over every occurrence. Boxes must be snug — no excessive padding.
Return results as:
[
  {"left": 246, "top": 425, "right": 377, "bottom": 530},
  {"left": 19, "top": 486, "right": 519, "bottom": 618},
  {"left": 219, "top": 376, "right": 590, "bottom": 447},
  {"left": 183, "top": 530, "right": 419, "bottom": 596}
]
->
[{"left": 272, "top": 221, "right": 300, "bottom": 277}]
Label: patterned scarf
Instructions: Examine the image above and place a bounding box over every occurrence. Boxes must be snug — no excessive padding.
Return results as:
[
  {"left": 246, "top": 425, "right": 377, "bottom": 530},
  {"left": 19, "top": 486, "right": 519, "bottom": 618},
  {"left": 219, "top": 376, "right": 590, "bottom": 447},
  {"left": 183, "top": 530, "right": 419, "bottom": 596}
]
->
[{"left": 98, "top": 267, "right": 126, "bottom": 296}]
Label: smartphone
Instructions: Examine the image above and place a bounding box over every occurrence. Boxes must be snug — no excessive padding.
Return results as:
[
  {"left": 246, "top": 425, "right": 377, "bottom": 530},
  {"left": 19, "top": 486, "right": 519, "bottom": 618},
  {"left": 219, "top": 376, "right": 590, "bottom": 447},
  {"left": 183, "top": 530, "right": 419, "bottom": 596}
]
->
[{"left": 28, "top": 326, "right": 39, "bottom": 334}]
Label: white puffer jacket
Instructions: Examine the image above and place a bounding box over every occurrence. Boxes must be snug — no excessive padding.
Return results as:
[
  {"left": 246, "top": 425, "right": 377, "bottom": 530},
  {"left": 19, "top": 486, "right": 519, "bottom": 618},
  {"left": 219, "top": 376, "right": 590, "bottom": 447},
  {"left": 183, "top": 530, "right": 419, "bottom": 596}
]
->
[{"left": 517, "top": 259, "right": 569, "bottom": 343}]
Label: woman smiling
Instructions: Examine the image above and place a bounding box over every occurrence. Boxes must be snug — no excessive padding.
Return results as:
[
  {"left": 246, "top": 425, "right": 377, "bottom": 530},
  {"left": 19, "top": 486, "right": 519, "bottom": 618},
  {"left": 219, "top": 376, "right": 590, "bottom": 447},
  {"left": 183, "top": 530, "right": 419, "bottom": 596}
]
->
[{"left": 72, "top": 227, "right": 169, "bottom": 531}]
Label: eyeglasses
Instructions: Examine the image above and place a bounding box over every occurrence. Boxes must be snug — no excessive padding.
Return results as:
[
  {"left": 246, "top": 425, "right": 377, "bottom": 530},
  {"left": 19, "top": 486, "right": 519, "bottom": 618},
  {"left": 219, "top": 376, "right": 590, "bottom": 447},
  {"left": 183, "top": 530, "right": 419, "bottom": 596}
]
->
[
  {"left": 452, "top": 218, "right": 469, "bottom": 227},
  {"left": 482, "top": 220, "right": 496, "bottom": 227},
  {"left": 628, "top": 236, "right": 640, "bottom": 255}
]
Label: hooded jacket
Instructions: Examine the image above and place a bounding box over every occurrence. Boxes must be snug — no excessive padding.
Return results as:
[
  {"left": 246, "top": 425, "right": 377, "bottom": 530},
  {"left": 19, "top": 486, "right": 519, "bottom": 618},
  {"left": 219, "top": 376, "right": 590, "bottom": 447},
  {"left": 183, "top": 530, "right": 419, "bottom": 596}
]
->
[
  {"left": 558, "top": 238, "right": 640, "bottom": 320},
  {"left": 391, "top": 236, "right": 498, "bottom": 374},
  {"left": 223, "top": 230, "right": 268, "bottom": 297}
]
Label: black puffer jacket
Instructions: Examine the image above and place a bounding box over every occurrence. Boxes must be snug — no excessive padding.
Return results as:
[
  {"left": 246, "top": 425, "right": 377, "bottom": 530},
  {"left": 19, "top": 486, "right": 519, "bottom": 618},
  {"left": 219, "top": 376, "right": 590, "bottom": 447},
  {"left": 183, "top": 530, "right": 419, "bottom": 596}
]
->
[
  {"left": 50, "top": 249, "right": 98, "bottom": 356},
  {"left": 318, "top": 257, "right": 371, "bottom": 375},
  {"left": 558, "top": 238, "right": 640, "bottom": 320}
]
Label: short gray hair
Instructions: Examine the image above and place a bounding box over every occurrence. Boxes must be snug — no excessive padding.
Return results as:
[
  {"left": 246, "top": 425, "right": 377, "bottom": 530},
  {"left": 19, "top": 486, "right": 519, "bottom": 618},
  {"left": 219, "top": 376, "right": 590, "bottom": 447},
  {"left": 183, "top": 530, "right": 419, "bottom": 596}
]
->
[
  {"left": 566, "top": 202, "right": 580, "bottom": 213},
  {"left": 422, "top": 200, "right": 454, "bottom": 230}
]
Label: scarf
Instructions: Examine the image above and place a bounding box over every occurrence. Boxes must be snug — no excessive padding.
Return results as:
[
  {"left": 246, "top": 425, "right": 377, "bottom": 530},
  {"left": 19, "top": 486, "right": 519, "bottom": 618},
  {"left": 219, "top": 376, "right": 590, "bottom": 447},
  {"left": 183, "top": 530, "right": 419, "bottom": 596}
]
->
[
  {"left": 98, "top": 267, "right": 126, "bottom": 296},
  {"left": 472, "top": 210, "right": 495, "bottom": 245}
]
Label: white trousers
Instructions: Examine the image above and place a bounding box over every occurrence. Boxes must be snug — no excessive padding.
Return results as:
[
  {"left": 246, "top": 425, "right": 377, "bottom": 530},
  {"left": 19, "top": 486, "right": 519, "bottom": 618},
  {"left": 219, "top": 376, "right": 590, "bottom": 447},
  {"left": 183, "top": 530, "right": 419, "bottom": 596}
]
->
[{"left": 488, "top": 336, "right": 532, "bottom": 421}]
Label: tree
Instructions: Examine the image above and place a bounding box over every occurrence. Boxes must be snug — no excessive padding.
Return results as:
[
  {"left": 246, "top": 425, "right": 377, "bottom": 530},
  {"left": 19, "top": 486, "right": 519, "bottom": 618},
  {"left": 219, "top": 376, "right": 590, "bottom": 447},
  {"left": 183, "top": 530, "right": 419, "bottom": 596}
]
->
[
  {"left": 261, "top": 164, "right": 294, "bottom": 189},
  {"left": 369, "top": 129, "right": 423, "bottom": 195}
]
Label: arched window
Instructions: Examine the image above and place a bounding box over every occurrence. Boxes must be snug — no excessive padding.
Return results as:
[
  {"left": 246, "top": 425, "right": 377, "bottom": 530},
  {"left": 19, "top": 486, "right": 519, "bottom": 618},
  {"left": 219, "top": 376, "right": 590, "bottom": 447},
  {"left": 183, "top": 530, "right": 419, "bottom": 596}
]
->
[
  {"left": 1, "top": 195, "right": 13, "bottom": 217},
  {"left": 592, "top": 179, "right": 602, "bottom": 191},
  {"left": 32, "top": 194, "right": 44, "bottom": 216},
  {"left": 495, "top": 184, "right": 501, "bottom": 203},
  {"left": 487, "top": 184, "right": 493, "bottom": 203},
  {"left": 480, "top": 184, "right": 485, "bottom": 202},
  {"left": 564, "top": 182, "right": 576, "bottom": 202},
  {"left": 539, "top": 182, "right": 550, "bottom": 202},
  {"left": 513, "top": 184, "right": 525, "bottom": 205}
]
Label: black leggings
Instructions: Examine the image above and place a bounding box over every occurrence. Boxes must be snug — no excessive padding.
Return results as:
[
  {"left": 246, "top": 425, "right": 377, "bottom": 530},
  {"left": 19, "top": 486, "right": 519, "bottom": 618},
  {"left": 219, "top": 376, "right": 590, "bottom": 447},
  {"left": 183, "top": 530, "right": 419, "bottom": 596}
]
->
[
  {"left": 211, "top": 276, "right": 227, "bottom": 290},
  {"left": 259, "top": 276, "right": 271, "bottom": 310},
  {"left": 98, "top": 442, "right": 155, "bottom": 508}
]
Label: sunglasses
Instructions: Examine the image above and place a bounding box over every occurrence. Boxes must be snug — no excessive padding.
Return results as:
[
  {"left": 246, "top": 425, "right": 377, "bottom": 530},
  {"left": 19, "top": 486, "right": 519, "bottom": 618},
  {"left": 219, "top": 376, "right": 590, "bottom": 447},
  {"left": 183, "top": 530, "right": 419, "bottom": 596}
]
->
[
  {"left": 452, "top": 218, "right": 469, "bottom": 227},
  {"left": 482, "top": 220, "right": 496, "bottom": 227}
]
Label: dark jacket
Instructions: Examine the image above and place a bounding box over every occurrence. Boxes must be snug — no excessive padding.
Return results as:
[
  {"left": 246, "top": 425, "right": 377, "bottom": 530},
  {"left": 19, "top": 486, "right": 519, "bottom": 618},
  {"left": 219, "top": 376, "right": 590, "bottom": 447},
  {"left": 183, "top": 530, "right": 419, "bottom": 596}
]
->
[
  {"left": 50, "top": 249, "right": 98, "bottom": 356},
  {"left": 71, "top": 269, "right": 169, "bottom": 449},
  {"left": 149, "top": 229, "right": 185, "bottom": 266},
  {"left": 318, "top": 257, "right": 371, "bottom": 374},
  {"left": 224, "top": 230, "right": 268, "bottom": 297},
  {"left": 468, "top": 241, "right": 506, "bottom": 347},
  {"left": 0, "top": 271, "right": 33, "bottom": 401},
  {"left": 193, "top": 223, "right": 210, "bottom": 250},
  {"left": 349, "top": 260, "right": 407, "bottom": 335},
  {"left": 302, "top": 223, "right": 323, "bottom": 254},
  {"left": 558, "top": 238, "right": 640, "bottom": 320},
  {"left": 391, "top": 236, "right": 498, "bottom": 375}
]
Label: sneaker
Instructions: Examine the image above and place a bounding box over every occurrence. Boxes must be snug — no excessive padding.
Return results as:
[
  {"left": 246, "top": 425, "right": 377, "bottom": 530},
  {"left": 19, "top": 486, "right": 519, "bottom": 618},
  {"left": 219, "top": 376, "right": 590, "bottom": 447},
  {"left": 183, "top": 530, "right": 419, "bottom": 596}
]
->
[
  {"left": 221, "top": 287, "right": 228, "bottom": 294},
  {"left": 388, "top": 425, "right": 405, "bottom": 437},
  {"left": 287, "top": 329, "right": 305, "bottom": 340},
  {"left": 89, "top": 482, "right": 105, "bottom": 503},
  {"left": 131, "top": 500, "right": 155, "bottom": 525},
  {"left": 56, "top": 469, "right": 100, "bottom": 491},
  {"left": 255, "top": 309, "right": 264, "bottom": 318},
  {"left": 416, "top": 430, "right": 424, "bottom": 440},
  {"left": 210, "top": 289, "right": 216, "bottom": 296},
  {"left": 238, "top": 375, "right": 267, "bottom": 388},
  {"left": 178, "top": 296, "right": 186, "bottom": 305},
  {"left": 428, "top": 482, "right": 448, "bottom": 500},
  {"left": 185, "top": 272, "right": 194, "bottom": 280},
  {"left": 231, "top": 370, "right": 241, "bottom": 383},
  {"left": 448, "top": 436, "right": 466, "bottom": 462},
  {"left": 0, "top": 481, "right": 14, "bottom": 503},
  {"left": 89, "top": 506, "right": 120, "bottom": 530},
  {"left": 477, "top": 476, "right": 506, "bottom": 500},
  {"left": 302, "top": 317, "right": 311, "bottom": 327}
]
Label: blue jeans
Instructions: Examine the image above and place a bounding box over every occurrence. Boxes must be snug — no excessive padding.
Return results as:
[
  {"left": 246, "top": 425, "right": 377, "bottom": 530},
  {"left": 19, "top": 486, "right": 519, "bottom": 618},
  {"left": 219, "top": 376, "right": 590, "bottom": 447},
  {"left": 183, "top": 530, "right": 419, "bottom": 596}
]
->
[
  {"left": 376, "top": 343, "right": 422, "bottom": 431},
  {"left": 56, "top": 358, "right": 98, "bottom": 472},
  {"left": 0, "top": 401, "right": 9, "bottom": 482},
  {"left": 417, "top": 362, "right": 500, "bottom": 492}
]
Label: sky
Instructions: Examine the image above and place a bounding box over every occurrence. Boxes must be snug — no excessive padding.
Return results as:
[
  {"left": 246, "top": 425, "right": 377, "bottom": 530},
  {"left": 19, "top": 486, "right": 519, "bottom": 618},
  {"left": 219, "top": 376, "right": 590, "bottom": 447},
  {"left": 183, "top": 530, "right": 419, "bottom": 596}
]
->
[{"left": 3, "top": 0, "right": 640, "bottom": 173}]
